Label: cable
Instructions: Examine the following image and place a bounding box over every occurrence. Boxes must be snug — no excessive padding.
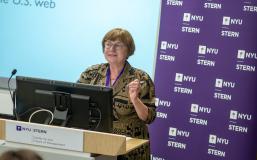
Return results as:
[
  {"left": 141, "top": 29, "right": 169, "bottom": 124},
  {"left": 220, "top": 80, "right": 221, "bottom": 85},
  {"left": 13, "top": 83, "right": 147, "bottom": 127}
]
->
[
  {"left": 93, "top": 107, "right": 101, "bottom": 130},
  {"left": 89, "top": 107, "right": 102, "bottom": 130},
  {"left": 18, "top": 107, "right": 52, "bottom": 117},
  {"left": 7, "top": 69, "right": 17, "bottom": 119},
  {"left": 28, "top": 109, "right": 54, "bottom": 125},
  {"left": 13, "top": 94, "right": 18, "bottom": 120}
]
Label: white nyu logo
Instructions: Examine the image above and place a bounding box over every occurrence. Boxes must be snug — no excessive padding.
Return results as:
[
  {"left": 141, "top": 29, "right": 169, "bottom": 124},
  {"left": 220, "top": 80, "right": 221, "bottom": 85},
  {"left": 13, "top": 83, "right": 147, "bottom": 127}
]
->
[
  {"left": 169, "top": 127, "right": 177, "bottom": 136},
  {"left": 191, "top": 104, "right": 199, "bottom": 113},
  {"left": 155, "top": 98, "right": 171, "bottom": 107},
  {"left": 237, "top": 50, "right": 245, "bottom": 59},
  {"left": 161, "top": 41, "right": 168, "bottom": 50},
  {"left": 215, "top": 79, "right": 223, "bottom": 88},
  {"left": 160, "top": 41, "right": 178, "bottom": 50},
  {"left": 183, "top": 13, "right": 191, "bottom": 22},
  {"left": 230, "top": 110, "right": 238, "bottom": 120},
  {"left": 198, "top": 45, "right": 206, "bottom": 54},
  {"left": 175, "top": 73, "right": 183, "bottom": 82},
  {"left": 183, "top": 13, "right": 203, "bottom": 22},
  {"left": 209, "top": 134, "right": 229, "bottom": 145},
  {"left": 237, "top": 49, "right": 257, "bottom": 60},
  {"left": 169, "top": 127, "right": 190, "bottom": 137},
  {"left": 191, "top": 104, "right": 211, "bottom": 114},
  {"left": 198, "top": 45, "right": 218, "bottom": 55},
  {"left": 230, "top": 110, "right": 252, "bottom": 120},
  {"left": 155, "top": 98, "right": 159, "bottom": 106},
  {"left": 175, "top": 73, "right": 196, "bottom": 83},
  {"left": 215, "top": 79, "right": 235, "bottom": 88},
  {"left": 209, "top": 134, "right": 217, "bottom": 144},
  {"left": 222, "top": 16, "right": 243, "bottom": 25},
  {"left": 222, "top": 16, "right": 230, "bottom": 25}
]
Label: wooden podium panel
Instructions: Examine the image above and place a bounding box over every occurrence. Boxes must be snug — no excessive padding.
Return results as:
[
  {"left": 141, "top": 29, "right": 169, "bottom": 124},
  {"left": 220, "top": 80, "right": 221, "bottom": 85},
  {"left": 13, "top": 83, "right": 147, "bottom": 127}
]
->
[
  {"left": 126, "top": 138, "right": 148, "bottom": 153},
  {"left": 84, "top": 130, "right": 126, "bottom": 156},
  {"left": 0, "top": 119, "right": 148, "bottom": 157},
  {"left": 0, "top": 120, "right": 5, "bottom": 140},
  {"left": 83, "top": 131, "right": 148, "bottom": 156}
]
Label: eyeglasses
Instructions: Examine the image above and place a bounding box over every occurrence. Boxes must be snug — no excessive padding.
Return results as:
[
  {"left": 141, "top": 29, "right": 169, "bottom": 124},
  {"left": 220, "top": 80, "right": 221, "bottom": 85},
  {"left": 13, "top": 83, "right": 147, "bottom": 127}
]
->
[{"left": 104, "top": 41, "right": 125, "bottom": 50}]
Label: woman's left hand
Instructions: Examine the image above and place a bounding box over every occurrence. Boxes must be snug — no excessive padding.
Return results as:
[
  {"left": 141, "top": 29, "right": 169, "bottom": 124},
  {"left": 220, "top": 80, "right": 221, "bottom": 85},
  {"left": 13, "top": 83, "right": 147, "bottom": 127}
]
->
[
  {"left": 128, "top": 79, "right": 141, "bottom": 103},
  {"left": 128, "top": 79, "right": 149, "bottom": 121}
]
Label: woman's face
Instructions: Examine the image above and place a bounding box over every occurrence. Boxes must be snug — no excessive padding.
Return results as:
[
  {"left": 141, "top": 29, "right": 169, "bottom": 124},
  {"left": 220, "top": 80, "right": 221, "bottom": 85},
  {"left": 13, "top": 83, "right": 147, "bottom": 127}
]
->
[{"left": 104, "top": 40, "right": 128, "bottom": 65}]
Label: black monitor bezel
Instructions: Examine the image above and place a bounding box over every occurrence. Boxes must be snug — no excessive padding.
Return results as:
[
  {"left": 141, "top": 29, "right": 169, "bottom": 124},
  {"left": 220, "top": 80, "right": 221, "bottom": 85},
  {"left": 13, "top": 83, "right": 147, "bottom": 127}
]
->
[{"left": 15, "top": 76, "right": 113, "bottom": 133}]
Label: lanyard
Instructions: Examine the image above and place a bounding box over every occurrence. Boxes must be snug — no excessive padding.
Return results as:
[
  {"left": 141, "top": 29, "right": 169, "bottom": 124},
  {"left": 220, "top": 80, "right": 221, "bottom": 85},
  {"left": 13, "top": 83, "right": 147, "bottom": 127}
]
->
[{"left": 106, "top": 63, "right": 126, "bottom": 87}]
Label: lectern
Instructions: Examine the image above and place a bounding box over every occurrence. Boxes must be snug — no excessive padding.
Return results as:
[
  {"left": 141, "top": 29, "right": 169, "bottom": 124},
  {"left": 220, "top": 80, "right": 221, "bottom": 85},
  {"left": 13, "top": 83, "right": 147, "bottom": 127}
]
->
[{"left": 0, "top": 119, "right": 148, "bottom": 160}]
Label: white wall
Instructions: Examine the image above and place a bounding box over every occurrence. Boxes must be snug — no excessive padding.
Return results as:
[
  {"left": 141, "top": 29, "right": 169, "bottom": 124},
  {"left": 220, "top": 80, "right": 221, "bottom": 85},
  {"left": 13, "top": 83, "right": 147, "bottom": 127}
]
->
[
  {"left": 0, "top": 89, "right": 13, "bottom": 115},
  {"left": 0, "top": 0, "right": 160, "bottom": 81}
]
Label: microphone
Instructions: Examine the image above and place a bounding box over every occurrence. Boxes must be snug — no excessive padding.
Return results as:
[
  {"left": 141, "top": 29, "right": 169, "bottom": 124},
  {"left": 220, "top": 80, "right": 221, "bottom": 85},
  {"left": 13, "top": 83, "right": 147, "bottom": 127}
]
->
[
  {"left": 8, "top": 69, "right": 17, "bottom": 119},
  {"left": 11, "top": 69, "right": 17, "bottom": 76}
]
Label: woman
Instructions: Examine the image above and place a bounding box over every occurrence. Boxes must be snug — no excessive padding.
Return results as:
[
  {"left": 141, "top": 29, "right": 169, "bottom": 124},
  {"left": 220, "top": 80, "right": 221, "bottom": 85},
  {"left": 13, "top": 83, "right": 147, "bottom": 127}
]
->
[{"left": 78, "top": 28, "right": 156, "bottom": 160}]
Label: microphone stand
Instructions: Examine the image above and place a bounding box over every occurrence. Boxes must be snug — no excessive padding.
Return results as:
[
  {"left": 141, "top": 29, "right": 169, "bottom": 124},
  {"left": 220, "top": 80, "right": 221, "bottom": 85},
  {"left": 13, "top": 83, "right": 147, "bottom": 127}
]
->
[{"left": 7, "top": 69, "right": 18, "bottom": 120}]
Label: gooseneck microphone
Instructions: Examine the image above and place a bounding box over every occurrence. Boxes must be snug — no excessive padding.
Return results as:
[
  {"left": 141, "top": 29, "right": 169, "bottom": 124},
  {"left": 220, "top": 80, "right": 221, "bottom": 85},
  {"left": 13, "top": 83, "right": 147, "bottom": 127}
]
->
[
  {"left": 8, "top": 69, "right": 17, "bottom": 100},
  {"left": 8, "top": 69, "right": 17, "bottom": 119}
]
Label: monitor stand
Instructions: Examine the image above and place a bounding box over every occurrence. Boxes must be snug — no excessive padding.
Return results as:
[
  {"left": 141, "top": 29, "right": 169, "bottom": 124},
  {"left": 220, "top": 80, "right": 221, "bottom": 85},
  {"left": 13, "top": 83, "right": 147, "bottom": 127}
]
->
[{"left": 50, "top": 92, "right": 71, "bottom": 127}]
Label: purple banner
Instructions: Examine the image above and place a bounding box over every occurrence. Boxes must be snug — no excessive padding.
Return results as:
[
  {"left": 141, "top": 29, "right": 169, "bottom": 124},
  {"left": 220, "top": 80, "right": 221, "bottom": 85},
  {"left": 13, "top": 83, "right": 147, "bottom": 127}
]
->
[{"left": 150, "top": 0, "right": 257, "bottom": 160}]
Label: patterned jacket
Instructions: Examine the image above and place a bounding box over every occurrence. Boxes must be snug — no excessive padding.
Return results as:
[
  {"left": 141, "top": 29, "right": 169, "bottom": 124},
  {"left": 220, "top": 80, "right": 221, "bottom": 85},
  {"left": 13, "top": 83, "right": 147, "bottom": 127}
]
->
[{"left": 78, "top": 61, "right": 156, "bottom": 159}]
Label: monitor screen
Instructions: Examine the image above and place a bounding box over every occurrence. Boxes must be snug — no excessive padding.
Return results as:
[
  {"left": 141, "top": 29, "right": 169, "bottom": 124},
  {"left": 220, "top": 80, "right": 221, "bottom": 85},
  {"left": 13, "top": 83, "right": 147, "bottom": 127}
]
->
[{"left": 15, "top": 76, "right": 113, "bottom": 133}]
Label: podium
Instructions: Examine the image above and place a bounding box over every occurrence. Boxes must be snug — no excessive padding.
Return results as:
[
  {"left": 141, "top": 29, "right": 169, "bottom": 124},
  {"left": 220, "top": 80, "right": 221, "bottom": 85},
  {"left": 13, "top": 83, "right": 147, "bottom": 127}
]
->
[{"left": 0, "top": 119, "right": 148, "bottom": 160}]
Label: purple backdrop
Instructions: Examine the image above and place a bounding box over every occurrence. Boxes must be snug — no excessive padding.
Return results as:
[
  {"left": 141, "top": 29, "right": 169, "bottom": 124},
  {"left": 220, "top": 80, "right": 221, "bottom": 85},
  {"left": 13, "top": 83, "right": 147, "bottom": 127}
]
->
[{"left": 149, "top": 0, "right": 257, "bottom": 159}]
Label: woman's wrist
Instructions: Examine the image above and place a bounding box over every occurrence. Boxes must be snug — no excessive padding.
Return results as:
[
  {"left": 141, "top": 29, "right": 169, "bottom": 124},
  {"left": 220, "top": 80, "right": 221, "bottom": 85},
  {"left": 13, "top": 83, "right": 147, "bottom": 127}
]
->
[{"left": 131, "top": 97, "right": 140, "bottom": 105}]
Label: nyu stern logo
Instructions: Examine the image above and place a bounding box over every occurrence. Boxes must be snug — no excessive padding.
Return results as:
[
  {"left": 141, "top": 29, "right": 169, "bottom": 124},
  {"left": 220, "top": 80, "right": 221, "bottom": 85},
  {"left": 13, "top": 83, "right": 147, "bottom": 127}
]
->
[
  {"left": 237, "top": 50, "right": 257, "bottom": 60},
  {"left": 198, "top": 45, "right": 218, "bottom": 55},
  {"left": 209, "top": 134, "right": 229, "bottom": 145},
  {"left": 155, "top": 98, "right": 171, "bottom": 107},
  {"left": 16, "top": 125, "right": 31, "bottom": 132},
  {"left": 175, "top": 73, "right": 196, "bottom": 83},
  {"left": 191, "top": 104, "right": 211, "bottom": 114},
  {"left": 230, "top": 110, "right": 252, "bottom": 121},
  {"left": 169, "top": 127, "right": 190, "bottom": 137},
  {"left": 183, "top": 13, "right": 203, "bottom": 22},
  {"left": 16, "top": 125, "right": 47, "bottom": 134},
  {"left": 215, "top": 79, "right": 235, "bottom": 88},
  {"left": 222, "top": 16, "right": 243, "bottom": 26},
  {"left": 160, "top": 41, "right": 178, "bottom": 50}
]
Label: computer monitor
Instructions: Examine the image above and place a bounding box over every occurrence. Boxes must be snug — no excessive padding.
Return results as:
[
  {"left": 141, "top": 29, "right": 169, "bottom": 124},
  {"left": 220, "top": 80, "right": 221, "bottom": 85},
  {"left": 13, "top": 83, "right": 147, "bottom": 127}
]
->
[{"left": 15, "top": 76, "right": 113, "bottom": 133}]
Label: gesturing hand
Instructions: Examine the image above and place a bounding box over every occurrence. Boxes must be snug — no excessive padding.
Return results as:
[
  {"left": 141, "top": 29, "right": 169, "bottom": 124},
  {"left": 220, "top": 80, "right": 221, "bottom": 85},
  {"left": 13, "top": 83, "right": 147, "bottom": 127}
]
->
[
  {"left": 127, "top": 79, "right": 149, "bottom": 121},
  {"left": 128, "top": 79, "right": 141, "bottom": 104}
]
